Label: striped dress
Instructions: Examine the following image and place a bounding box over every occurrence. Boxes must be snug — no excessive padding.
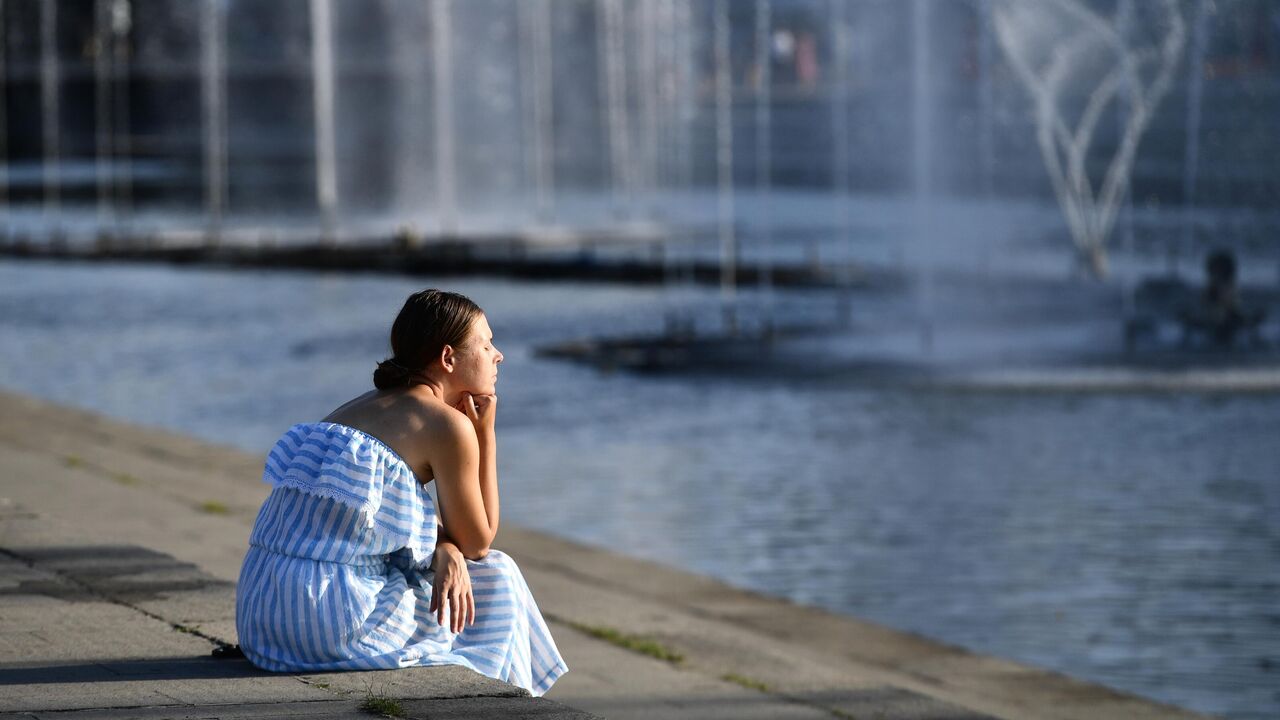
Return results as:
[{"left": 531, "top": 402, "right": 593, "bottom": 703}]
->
[{"left": 234, "top": 421, "right": 568, "bottom": 696}]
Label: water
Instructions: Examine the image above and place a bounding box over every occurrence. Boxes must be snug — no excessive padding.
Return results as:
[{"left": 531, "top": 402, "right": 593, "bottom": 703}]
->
[{"left": 1, "top": 259, "right": 1278, "bottom": 719}]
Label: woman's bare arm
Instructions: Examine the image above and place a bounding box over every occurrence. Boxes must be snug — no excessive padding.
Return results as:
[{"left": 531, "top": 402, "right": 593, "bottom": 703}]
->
[
  {"left": 475, "top": 422, "right": 499, "bottom": 538},
  {"left": 430, "top": 405, "right": 498, "bottom": 559},
  {"left": 456, "top": 392, "right": 499, "bottom": 543}
]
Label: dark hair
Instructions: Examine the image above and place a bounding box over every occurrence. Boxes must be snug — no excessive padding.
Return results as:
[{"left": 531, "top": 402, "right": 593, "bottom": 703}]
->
[{"left": 373, "top": 289, "right": 484, "bottom": 389}]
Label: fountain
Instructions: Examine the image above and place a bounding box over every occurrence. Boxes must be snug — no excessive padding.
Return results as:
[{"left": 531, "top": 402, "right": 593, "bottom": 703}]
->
[
  {"left": 538, "top": 0, "right": 1279, "bottom": 386},
  {"left": 1, "top": 0, "right": 1278, "bottom": 386},
  {"left": 991, "top": 0, "right": 1187, "bottom": 279}
]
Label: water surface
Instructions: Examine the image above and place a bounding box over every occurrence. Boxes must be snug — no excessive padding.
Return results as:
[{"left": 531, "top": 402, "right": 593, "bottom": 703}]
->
[{"left": 1, "top": 259, "right": 1277, "bottom": 719}]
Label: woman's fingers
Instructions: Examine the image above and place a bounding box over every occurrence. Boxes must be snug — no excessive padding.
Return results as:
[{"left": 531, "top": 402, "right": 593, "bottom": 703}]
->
[
  {"left": 432, "top": 585, "right": 476, "bottom": 632},
  {"left": 438, "top": 589, "right": 455, "bottom": 630},
  {"left": 457, "top": 392, "right": 479, "bottom": 420},
  {"left": 453, "top": 393, "right": 497, "bottom": 426}
]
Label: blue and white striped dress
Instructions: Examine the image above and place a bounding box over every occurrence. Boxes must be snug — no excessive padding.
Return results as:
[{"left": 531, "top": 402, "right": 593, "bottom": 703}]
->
[{"left": 234, "top": 422, "right": 568, "bottom": 696}]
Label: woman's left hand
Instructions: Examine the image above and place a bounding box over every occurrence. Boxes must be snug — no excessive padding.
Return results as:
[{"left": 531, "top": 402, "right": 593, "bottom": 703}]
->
[
  {"left": 454, "top": 392, "right": 498, "bottom": 434},
  {"left": 430, "top": 542, "right": 475, "bottom": 633}
]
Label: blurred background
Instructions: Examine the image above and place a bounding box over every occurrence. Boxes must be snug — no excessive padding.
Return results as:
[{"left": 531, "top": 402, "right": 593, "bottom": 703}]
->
[{"left": 1, "top": 1, "right": 1278, "bottom": 718}]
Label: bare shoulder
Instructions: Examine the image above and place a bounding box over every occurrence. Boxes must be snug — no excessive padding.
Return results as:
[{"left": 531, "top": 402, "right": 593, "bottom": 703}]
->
[
  {"left": 418, "top": 400, "right": 475, "bottom": 450},
  {"left": 321, "top": 389, "right": 467, "bottom": 475}
]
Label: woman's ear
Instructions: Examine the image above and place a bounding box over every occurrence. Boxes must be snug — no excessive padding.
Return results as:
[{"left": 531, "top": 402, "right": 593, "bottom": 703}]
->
[{"left": 440, "top": 344, "right": 455, "bottom": 373}]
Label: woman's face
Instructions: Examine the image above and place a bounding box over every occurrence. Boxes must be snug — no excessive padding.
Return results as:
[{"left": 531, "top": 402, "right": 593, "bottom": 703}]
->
[{"left": 450, "top": 314, "right": 503, "bottom": 395}]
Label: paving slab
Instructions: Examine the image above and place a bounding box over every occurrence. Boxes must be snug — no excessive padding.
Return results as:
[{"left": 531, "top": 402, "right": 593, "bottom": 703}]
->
[{"left": 0, "top": 549, "right": 334, "bottom": 713}]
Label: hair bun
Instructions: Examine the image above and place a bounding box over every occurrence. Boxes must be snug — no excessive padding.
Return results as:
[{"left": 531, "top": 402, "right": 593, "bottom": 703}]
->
[{"left": 373, "top": 358, "right": 414, "bottom": 390}]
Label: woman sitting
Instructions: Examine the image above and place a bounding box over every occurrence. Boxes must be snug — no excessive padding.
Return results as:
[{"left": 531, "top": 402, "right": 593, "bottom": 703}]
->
[{"left": 235, "top": 289, "right": 567, "bottom": 696}]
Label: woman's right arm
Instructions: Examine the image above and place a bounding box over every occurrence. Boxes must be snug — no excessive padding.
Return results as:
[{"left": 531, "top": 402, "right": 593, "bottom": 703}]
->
[{"left": 430, "top": 405, "right": 498, "bottom": 560}]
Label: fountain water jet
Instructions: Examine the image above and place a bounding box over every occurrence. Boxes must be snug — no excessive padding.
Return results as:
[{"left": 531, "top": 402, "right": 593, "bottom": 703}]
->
[
  {"left": 201, "top": 0, "right": 228, "bottom": 245},
  {"left": 829, "top": 0, "right": 853, "bottom": 328},
  {"left": 39, "top": 0, "right": 60, "bottom": 234},
  {"left": 519, "top": 0, "right": 555, "bottom": 226},
  {"left": 912, "top": 0, "right": 936, "bottom": 355},
  {"left": 431, "top": 0, "right": 457, "bottom": 237},
  {"left": 111, "top": 0, "right": 132, "bottom": 220},
  {"left": 0, "top": 0, "right": 8, "bottom": 214},
  {"left": 309, "top": 0, "right": 339, "bottom": 243},
  {"left": 713, "top": 0, "right": 736, "bottom": 333},
  {"left": 1181, "top": 0, "right": 1210, "bottom": 250},
  {"left": 992, "top": 0, "right": 1188, "bottom": 279},
  {"left": 637, "top": 0, "right": 661, "bottom": 222},
  {"left": 754, "top": 0, "right": 774, "bottom": 332},
  {"left": 976, "top": 0, "right": 995, "bottom": 198},
  {"left": 93, "top": 0, "right": 111, "bottom": 230},
  {"left": 597, "top": 0, "right": 631, "bottom": 221}
]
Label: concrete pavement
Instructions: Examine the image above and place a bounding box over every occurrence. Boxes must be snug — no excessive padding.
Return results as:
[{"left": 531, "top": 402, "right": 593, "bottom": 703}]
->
[{"left": 0, "top": 389, "right": 1214, "bottom": 719}]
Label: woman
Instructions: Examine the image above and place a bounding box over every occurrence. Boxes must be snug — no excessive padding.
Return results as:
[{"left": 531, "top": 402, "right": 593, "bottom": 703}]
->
[{"left": 235, "top": 289, "right": 567, "bottom": 696}]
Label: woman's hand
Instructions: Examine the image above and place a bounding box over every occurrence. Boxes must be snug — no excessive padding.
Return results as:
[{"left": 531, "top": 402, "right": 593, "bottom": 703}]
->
[
  {"left": 429, "top": 542, "right": 475, "bottom": 633},
  {"left": 454, "top": 392, "right": 497, "bottom": 433}
]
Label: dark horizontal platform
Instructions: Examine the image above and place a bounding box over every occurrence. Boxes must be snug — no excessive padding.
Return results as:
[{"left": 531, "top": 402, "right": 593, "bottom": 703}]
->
[{"left": 0, "top": 233, "right": 891, "bottom": 290}]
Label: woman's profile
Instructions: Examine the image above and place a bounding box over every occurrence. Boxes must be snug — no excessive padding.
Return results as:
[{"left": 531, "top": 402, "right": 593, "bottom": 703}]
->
[{"left": 234, "top": 288, "right": 567, "bottom": 696}]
